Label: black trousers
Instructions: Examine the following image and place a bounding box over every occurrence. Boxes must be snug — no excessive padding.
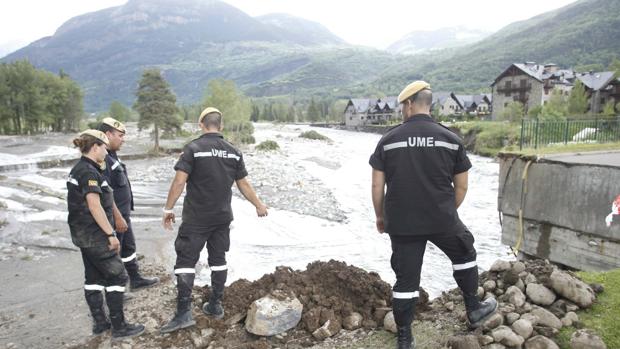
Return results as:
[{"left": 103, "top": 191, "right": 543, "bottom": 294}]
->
[
  {"left": 118, "top": 214, "right": 139, "bottom": 277},
  {"left": 81, "top": 245, "right": 128, "bottom": 293},
  {"left": 173, "top": 222, "right": 230, "bottom": 274},
  {"left": 389, "top": 226, "right": 479, "bottom": 327}
]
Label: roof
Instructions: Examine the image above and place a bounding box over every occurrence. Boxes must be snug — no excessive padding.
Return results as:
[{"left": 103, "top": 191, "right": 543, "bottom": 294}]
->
[
  {"left": 433, "top": 92, "right": 452, "bottom": 104},
  {"left": 575, "top": 71, "right": 616, "bottom": 91},
  {"left": 492, "top": 62, "right": 573, "bottom": 86},
  {"left": 347, "top": 99, "right": 372, "bottom": 113}
]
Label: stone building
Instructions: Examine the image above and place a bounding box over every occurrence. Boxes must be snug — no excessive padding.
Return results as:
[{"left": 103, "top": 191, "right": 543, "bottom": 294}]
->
[{"left": 343, "top": 97, "right": 400, "bottom": 126}]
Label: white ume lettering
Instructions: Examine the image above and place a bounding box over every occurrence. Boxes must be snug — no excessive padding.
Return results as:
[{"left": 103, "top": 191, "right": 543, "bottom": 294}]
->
[
  {"left": 407, "top": 136, "right": 434, "bottom": 147},
  {"left": 194, "top": 149, "right": 240, "bottom": 161},
  {"left": 383, "top": 138, "right": 459, "bottom": 152}
]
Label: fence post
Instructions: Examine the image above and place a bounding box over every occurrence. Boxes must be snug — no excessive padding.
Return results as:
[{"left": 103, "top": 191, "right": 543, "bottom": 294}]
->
[
  {"left": 594, "top": 118, "right": 599, "bottom": 142},
  {"left": 534, "top": 118, "right": 539, "bottom": 149},
  {"left": 564, "top": 119, "right": 569, "bottom": 144},
  {"left": 520, "top": 118, "right": 525, "bottom": 150}
]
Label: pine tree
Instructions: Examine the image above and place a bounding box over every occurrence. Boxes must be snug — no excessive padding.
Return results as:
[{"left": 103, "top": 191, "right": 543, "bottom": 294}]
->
[
  {"left": 567, "top": 80, "right": 589, "bottom": 116},
  {"left": 133, "top": 68, "right": 179, "bottom": 152}
]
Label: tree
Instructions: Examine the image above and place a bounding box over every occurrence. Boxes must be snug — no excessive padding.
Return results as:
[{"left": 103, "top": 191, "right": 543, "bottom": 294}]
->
[
  {"left": 499, "top": 101, "right": 524, "bottom": 122},
  {"left": 133, "top": 68, "right": 179, "bottom": 152},
  {"left": 602, "top": 100, "right": 617, "bottom": 116},
  {"left": 608, "top": 58, "right": 620, "bottom": 78},
  {"left": 307, "top": 98, "right": 320, "bottom": 123},
  {"left": 540, "top": 89, "right": 567, "bottom": 120},
  {"left": 567, "top": 80, "right": 589, "bottom": 116},
  {"left": 109, "top": 101, "right": 131, "bottom": 122},
  {"left": 202, "top": 79, "right": 253, "bottom": 144}
]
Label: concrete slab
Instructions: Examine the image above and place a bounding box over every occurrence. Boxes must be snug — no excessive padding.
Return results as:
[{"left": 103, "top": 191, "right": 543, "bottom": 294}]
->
[{"left": 545, "top": 151, "right": 620, "bottom": 167}]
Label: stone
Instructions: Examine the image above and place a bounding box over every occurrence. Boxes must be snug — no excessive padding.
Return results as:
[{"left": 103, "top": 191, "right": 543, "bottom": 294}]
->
[
  {"left": 491, "top": 326, "right": 525, "bottom": 347},
  {"left": 524, "top": 273, "right": 538, "bottom": 285},
  {"left": 482, "top": 313, "right": 504, "bottom": 331},
  {"left": 487, "top": 344, "right": 507, "bottom": 349},
  {"left": 512, "top": 319, "right": 534, "bottom": 339},
  {"left": 505, "top": 286, "right": 526, "bottom": 307},
  {"left": 512, "top": 261, "right": 526, "bottom": 274},
  {"left": 522, "top": 302, "right": 533, "bottom": 312},
  {"left": 490, "top": 260, "right": 512, "bottom": 272},
  {"left": 570, "top": 329, "right": 607, "bottom": 349},
  {"left": 516, "top": 278, "right": 526, "bottom": 292},
  {"left": 503, "top": 269, "right": 521, "bottom": 286},
  {"left": 499, "top": 303, "right": 516, "bottom": 314},
  {"left": 312, "top": 318, "right": 342, "bottom": 340},
  {"left": 590, "top": 283, "right": 604, "bottom": 294},
  {"left": 525, "top": 335, "right": 560, "bottom": 349},
  {"left": 483, "top": 280, "right": 497, "bottom": 292},
  {"left": 447, "top": 335, "right": 481, "bottom": 349},
  {"left": 526, "top": 283, "right": 557, "bottom": 306},
  {"left": 191, "top": 331, "right": 206, "bottom": 348},
  {"left": 225, "top": 313, "right": 246, "bottom": 326},
  {"left": 534, "top": 326, "right": 559, "bottom": 338},
  {"left": 383, "top": 311, "right": 397, "bottom": 333},
  {"left": 245, "top": 293, "right": 303, "bottom": 336},
  {"left": 445, "top": 301, "right": 455, "bottom": 311},
  {"left": 496, "top": 280, "right": 505, "bottom": 290},
  {"left": 303, "top": 308, "right": 321, "bottom": 332},
  {"left": 520, "top": 313, "right": 540, "bottom": 326},
  {"left": 343, "top": 312, "right": 363, "bottom": 330},
  {"left": 549, "top": 270, "right": 595, "bottom": 308},
  {"left": 561, "top": 312, "right": 579, "bottom": 327},
  {"left": 373, "top": 307, "right": 391, "bottom": 323},
  {"left": 478, "top": 335, "right": 494, "bottom": 346},
  {"left": 531, "top": 306, "right": 562, "bottom": 329},
  {"left": 477, "top": 286, "right": 486, "bottom": 299},
  {"left": 506, "top": 312, "right": 520, "bottom": 325}
]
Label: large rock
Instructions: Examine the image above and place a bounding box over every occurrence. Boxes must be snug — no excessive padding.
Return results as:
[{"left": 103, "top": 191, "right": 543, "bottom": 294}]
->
[
  {"left": 505, "top": 286, "right": 526, "bottom": 307},
  {"left": 491, "top": 326, "right": 525, "bottom": 347},
  {"left": 483, "top": 280, "right": 497, "bottom": 292},
  {"left": 490, "top": 260, "right": 512, "bottom": 272},
  {"left": 512, "top": 319, "right": 534, "bottom": 339},
  {"left": 482, "top": 312, "right": 504, "bottom": 331},
  {"left": 512, "top": 261, "right": 526, "bottom": 274},
  {"left": 506, "top": 312, "right": 521, "bottom": 325},
  {"left": 570, "top": 329, "right": 607, "bottom": 349},
  {"left": 526, "top": 283, "right": 557, "bottom": 306},
  {"left": 549, "top": 270, "right": 595, "bottom": 308},
  {"left": 525, "top": 335, "right": 560, "bottom": 349},
  {"left": 383, "top": 311, "right": 397, "bottom": 333},
  {"left": 245, "top": 293, "right": 303, "bottom": 336},
  {"left": 520, "top": 313, "right": 540, "bottom": 326},
  {"left": 531, "top": 307, "right": 562, "bottom": 329},
  {"left": 447, "top": 335, "right": 481, "bottom": 349}
]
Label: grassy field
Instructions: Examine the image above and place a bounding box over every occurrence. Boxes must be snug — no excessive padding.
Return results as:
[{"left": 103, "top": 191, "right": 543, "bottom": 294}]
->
[{"left": 556, "top": 268, "right": 620, "bottom": 348}]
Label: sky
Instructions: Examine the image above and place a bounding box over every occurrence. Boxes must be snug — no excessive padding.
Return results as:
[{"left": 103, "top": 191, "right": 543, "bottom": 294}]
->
[{"left": 0, "top": 0, "right": 577, "bottom": 57}]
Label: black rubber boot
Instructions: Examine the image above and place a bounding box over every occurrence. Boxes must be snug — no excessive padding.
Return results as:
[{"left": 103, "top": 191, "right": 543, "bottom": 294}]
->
[
  {"left": 85, "top": 290, "right": 110, "bottom": 335},
  {"left": 127, "top": 261, "right": 159, "bottom": 290},
  {"left": 160, "top": 274, "right": 196, "bottom": 334},
  {"left": 106, "top": 291, "right": 145, "bottom": 340},
  {"left": 202, "top": 269, "right": 226, "bottom": 319},
  {"left": 464, "top": 294, "right": 498, "bottom": 329},
  {"left": 396, "top": 326, "right": 416, "bottom": 349}
]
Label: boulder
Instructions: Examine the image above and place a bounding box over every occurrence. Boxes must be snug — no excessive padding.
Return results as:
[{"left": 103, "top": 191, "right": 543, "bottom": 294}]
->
[
  {"left": 483, "top": 280, "right": 497, "bottom": 292},
  {"left": 477, "top": 286, "right": 486, "bottom": 299},
  {"left": 490, "top": 260, "right": 512, "bottom": 272},
  {"left": 531, "top": 306, "right": 562, "bottom": 329},
  {"left": 512, "top": 319, "right": 534, "bottom": 339},
  {"left": 503, "top": 269, "right": 521, "bottom": 286},
  {"left": 343, "top": 312, "right": 363, "bottom": 330},
  {"left": 487, "top": 344, "right": 507, "bottom": 349},
  {"left": 245, "top": 293, "right": 303, "bottom": 336},
  {"left": 526, "top": 283, "right": 557, "bottom": 306},
  {"left": 506, "top": 312, "right": 520, "bottom": 325},
  {"left": 520, "top": 313, "right": 540, "bottom": 326},
  {"left": 524, "top": 273, "right": 538, "bottom": 285},
  {"left": 561, "top": 311, "right": 579, "bottom": 327},
  {"left": 512, "top": 261, "right": 526, "bottom": 274},
  {"left": 549, "top": 270, "right": 595, "bottom": 308},
  {"left": 491, "top": 326, "right": 525, "bottom": 347},
  {"left": 525, "top": 335, "right": 560, "bottom": 349},
  {"left": 534, "top": 326, "right": 559, "bottom": 338},
  {"left": 478, "top": 335, "right": 494, "bottom": 346},
  {"left": 570, "top": 329, "right": 607, "bottom": 349},
  {"left": 383, "top": 311, "right": 397, "bottom": 333},
  {"left": 505, "top": 286, "right": 526, "bottom": 307},
  {"left": 482, "top": 312, "right": 504, "bottom": 331},
  {"left": 515, "top": 278, "right": 526, "bottom": 292}
]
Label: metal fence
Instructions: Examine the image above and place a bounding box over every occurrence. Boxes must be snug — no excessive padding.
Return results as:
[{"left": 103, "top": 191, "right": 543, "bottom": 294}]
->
[{"left": 519, "top": 118, "right": 620, "bottom": 149}]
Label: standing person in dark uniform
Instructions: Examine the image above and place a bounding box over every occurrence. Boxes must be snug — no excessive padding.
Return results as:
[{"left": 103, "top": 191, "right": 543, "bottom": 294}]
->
[
  {"left": 67, "top": 130, "right": 144, "bottom": 339},
  {"left": 99, "top": 117, "right": 159, "bottom": 291},
  {"left": 160, "top": 107, "right": 268, "bottom": 333},
  {"left": 369, "top": 81, "right": 497, "bottom": 349}
]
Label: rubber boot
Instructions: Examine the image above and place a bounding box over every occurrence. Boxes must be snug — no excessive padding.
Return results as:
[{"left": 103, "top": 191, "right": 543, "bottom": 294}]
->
[
  {"left": 160, "top": 274, "right": 196, "bottom": 333},
  {"left": 396, "top": 326, "right": 416, "bottom": 349},
  {"left": 106, "top": 291, "right": 145, "bottom": 340},
  {"left": 85, "top": 290, "right": 110, "bottom": 335},
  {"left": 464, "top": 293, "right": 498, "bottom": 329},
  {"left": 126, "top": 260, "right": 159, "bottom": 290},
  {"left": 202, "top": 269, "right": 226, "bottom": 319}
]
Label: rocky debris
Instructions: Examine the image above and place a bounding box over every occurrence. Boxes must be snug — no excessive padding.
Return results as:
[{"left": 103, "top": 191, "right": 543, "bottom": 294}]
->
[
  {"left": 383, "top": 311, "right": 397, "bottom": 333},
  {"left": 244, "top": 291, "right": 303, "bottom": 336},
  {"left": 525, "top": 335, "right": 560, "bottom": 349},
  {"left": 526, "top": 283, "right": 556, "bottom": 306},
  {"left": 550, "top": 270, "right": 596, "bottom": 308},
  {"left": 447, "top": 335, "right": 481, "bottom": 349},
  {"left": 491, "top": 325, "right": 525, "bottom": 347},
  {"left": 512, "top": 318, "right": 534, "bottom": 339},
  {"left": 342, "top": 312, "right": 363, "bottom": 330},
  {"left": 570, "top": 329, "right": 607, "bottom": 349}
]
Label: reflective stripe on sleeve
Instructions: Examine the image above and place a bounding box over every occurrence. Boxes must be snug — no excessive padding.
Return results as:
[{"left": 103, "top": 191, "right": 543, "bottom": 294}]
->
[
  {"left": 84, "top": 284, "right": 105, "bottom": 291},
  {"left": 105, "top": 286, "right": 126, "bottom": 292},
  {"left": 434, "top": 140, "right": 460, "bottom": 151},
  {"left": 111, "top": 161, "right": 121, "bottom": 170},
  {"left": 174, "top": 268, "right": 196, "bottom": 274},
  {"left": 101, "top": 181, "right": 109, "bottom": 187},
  {"left": 67, "top": 177, "right": 78, "bottom": 186},
  {"left": 121, "top": 252, "right": 137, "bottom": 263},
  {"left": 227, "top": 154, "right": 240, "bottom": 161},
  {"left": 194, "top": 152, "right": 212, "bottom": 158},
  {"left": 383, "top": 141, "right": 408, "bottom": 151},
  {"left": 210, "top": 265, "right": 228, "bottom": 271},
  {"left": 392, "top": 291, "right": 419, "bottom": 299},
  {"left": 452, "top": 261, "right": 477, "bottom": 271}
]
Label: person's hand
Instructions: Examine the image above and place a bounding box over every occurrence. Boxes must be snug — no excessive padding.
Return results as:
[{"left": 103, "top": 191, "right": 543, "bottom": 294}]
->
[
  {"left": 115, "top": 216, "right": 128, "bottom": 233},
  {"left": 163, "top": 212, "right": 175, "bottom": 232},
  {"left": 108, "top": 236, "right": 120, "bottom": 253},
  {"left": 256, "top": 203, "right": 268, "bottom": 217},
  {"left": 375, "top": 216, "right": 385, "bottom": 234}
]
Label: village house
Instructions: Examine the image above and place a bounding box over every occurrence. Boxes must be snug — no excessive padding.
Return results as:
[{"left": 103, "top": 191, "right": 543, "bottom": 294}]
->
[
  {"left": 343, "top": 97, "right": 400, "bottom": 126},
  {"left": 432, "top": 92, "right": 492, "bottom": 117},
  {"left": 491, "top": 62, "right": 619, "bottom": 118}
]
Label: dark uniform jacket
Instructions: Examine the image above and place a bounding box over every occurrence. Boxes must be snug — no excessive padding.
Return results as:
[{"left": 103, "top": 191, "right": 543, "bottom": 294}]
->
[
  {"left": 369, "top": 114, "right": 472, "bottom": 236},
  {"left": 67, "top": 156, "right": 115, "bottom": 248},
  {"left": 102, "top": 151, "right": 133, "bottom": 216},
  {"left": 174, "top": 133, "right": 248, "bottom": 227}
]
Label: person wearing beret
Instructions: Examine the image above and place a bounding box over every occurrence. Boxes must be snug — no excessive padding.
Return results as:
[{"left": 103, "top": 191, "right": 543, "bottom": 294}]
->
[
  {"left": 99, "top": 117, "right": 159, "bottom": 292},
  {"left": 369, "top": 81, "right": 497, "bottom": 349},
  {"left": 160, "top": 107, "right": 268, "bottom": 333},
  {"left": 66, "top": 130, "right": 144, "bottom": 339}
]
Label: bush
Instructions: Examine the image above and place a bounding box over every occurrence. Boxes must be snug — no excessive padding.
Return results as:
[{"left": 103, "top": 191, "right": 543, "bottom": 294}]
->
[
  {"left": 299, "top": 130, "right": 331, "bottom": 141},
  {"left": 255, "top": 140, "right": 280, "bottom": 151}
]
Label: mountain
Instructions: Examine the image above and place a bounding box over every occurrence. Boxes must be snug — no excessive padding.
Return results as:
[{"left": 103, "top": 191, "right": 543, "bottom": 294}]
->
[
  {"left": 2, "top": 0, "right": 360, "bottom": 111},
  {"left": 373, "top": 0, "right": 620, "bottom": 94},
  {"left": 387, "top": 26, "right": 490, "bottom": 55},
  {"left": 256, "top": 13, "right": 345, "bottom": 46}
]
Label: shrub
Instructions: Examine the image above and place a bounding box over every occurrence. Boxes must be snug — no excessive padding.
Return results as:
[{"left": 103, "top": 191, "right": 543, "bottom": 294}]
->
[
  {"left": 299, "top": 130, "right": 331, "bottom": 141},
  {"left": 255, "top": 140, "right": 280, "bottom": 151}
]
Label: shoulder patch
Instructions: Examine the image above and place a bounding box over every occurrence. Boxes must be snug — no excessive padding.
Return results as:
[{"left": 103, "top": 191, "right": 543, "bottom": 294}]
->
[{"left": 88, "top": 180, "right": 99, "bottom": 187}]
